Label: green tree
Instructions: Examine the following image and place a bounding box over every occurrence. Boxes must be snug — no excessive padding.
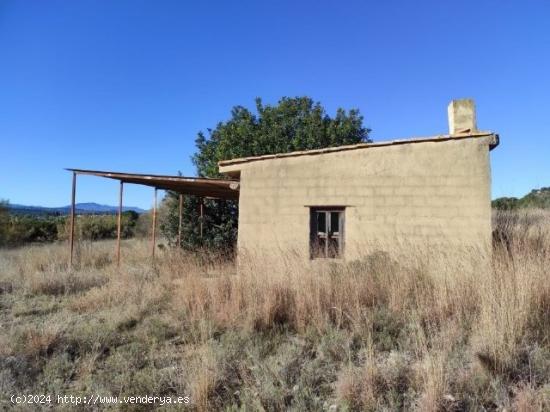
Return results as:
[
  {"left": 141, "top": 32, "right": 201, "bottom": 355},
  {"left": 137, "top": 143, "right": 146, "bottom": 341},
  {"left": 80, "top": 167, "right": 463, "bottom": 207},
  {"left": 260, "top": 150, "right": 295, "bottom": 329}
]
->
[
  {"left": 518, "top": 187, "right": 550, "bottom": 209},
  {"left": 492, "top": 197, "right": 520, "bottom": 211},
  {"left": 161, "top": 96, "right": 371, "bottom": 251}
]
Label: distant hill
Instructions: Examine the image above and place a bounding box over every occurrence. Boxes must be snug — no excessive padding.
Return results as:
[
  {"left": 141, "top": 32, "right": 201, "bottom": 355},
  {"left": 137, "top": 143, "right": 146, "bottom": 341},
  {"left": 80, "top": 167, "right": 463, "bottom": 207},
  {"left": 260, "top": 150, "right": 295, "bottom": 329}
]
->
[
  {"left": 8, "top": 202, "right": 146, "bottom": 216},
  {"left": 493, "top": 187, "right": 550, "bottom": 210}
]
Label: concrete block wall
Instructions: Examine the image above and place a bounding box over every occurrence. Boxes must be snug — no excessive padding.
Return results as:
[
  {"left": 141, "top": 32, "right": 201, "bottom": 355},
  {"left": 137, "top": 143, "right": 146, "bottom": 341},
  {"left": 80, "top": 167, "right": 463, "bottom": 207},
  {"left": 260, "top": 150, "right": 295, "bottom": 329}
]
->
[{"left": 230, "top": 136, "right": 493, "bottom": 261}]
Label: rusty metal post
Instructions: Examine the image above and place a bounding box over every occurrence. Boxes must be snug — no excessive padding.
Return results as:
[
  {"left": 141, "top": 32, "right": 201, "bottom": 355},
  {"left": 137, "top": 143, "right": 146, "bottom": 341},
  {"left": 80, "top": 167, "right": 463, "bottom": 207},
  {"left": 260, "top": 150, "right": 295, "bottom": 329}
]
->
[
  {"left": 199, "top": 197, "right": 204, "bottom": 239},
  {"left": 151, "top": 188, "right": 157, "bottom": 258},
  {"left": 69, "top": 172, "right": 77, "bottom": 268},
  {"left": 116, "top": 181, "right": 123, "bottom": 267},
  {"left": 177, "top": 194, "right": 183, "bottom": 248}
]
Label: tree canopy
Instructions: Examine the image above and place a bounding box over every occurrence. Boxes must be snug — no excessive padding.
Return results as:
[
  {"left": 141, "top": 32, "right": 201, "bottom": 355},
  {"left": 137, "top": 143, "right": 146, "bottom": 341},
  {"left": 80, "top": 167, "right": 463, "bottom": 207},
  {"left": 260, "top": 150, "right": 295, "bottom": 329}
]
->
[
  {"left": 193, "top": 97, "right": 370, "bottom": 177},
  {"left": 161, "top": 96, "right": 371, "bottom": 251},
  {"left": 492, "top": 187, "right": 550, "bottom": 210}
]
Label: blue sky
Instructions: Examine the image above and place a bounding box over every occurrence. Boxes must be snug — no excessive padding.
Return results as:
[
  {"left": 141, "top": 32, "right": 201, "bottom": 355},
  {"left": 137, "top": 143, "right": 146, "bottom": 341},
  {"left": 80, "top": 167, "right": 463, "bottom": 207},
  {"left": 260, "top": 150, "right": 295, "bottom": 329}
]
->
[{"left": 1, "top": 1, "right": 549, "bottom": 209}]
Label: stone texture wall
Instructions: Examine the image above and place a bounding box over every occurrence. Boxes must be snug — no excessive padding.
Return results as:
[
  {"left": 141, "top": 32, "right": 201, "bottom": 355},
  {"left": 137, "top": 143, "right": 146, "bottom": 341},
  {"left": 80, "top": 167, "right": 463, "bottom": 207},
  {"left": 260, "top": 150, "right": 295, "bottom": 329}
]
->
[{"left": 221, "top": 136, "right": 493, "bottom": 261}]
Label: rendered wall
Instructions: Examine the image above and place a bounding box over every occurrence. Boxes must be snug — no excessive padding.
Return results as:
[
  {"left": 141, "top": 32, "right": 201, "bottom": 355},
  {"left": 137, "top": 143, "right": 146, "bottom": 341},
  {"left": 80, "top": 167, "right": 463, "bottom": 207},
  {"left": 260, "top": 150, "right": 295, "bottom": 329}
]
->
[{"left": 223, "top": 136, "right": 493, "bottom": 261}]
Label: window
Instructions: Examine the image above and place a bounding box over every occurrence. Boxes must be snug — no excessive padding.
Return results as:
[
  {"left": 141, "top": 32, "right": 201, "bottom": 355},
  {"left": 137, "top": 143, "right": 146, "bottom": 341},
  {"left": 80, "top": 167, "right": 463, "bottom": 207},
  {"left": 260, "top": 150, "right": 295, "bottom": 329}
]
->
[{"left": 310, "top": 207, "right": 345, "bottom": 259}]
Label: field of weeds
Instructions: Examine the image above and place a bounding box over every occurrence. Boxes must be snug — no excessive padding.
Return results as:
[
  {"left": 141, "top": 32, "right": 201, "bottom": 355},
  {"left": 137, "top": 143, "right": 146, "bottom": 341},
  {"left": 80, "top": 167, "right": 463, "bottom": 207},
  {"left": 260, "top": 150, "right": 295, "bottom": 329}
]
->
[{"left": 0, "top": 209, "right": 549, "bottom": 411}]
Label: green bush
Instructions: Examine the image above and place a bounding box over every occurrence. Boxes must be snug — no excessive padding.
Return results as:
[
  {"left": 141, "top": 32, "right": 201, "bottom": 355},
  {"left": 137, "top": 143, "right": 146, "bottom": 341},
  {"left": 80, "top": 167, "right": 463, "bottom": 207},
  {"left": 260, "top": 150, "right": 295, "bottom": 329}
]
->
[
  {"left": 0, "top": 205, "right": 141, "bottom": 247},
  {"left": 6, "top": 215, "right": 61, "bottom": 246},
  {"left": 77, "top": 212, "right": 139, "bottom": 241},
  {"left": 0, "top": 199, "right": 9, "bottom": 246}
]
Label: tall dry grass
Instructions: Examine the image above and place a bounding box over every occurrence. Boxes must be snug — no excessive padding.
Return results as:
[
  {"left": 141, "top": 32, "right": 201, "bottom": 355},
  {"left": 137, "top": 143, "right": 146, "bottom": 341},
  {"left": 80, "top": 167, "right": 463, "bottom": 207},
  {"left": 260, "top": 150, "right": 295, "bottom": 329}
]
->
[{"left": 0, "top": 209, "right": 549, "bottom": 410}]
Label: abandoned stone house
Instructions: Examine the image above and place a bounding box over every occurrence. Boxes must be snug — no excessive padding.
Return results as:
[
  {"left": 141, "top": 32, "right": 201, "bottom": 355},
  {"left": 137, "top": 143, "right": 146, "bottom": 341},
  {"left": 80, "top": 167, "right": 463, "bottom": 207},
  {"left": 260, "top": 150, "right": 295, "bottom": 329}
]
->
[
  {"left": 67, "top": 99, "right": 498, "bottom": 265},
  {"left": 218, "top": 99, "right": 498, "bottom": 260}
]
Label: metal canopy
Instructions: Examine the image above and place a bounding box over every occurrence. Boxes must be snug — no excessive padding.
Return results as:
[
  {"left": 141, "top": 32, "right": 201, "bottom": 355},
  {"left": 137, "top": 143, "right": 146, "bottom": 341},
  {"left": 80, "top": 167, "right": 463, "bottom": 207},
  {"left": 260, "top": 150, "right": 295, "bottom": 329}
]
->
[{"left": 66, "top": 168, "right": 240, "bottom": 200}]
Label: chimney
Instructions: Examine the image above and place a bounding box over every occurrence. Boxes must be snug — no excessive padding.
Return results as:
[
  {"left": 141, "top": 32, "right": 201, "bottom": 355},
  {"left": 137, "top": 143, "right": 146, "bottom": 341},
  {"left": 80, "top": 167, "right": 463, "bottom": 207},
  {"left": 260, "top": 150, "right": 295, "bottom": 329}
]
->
[{"left": 448, "top": 99, "right": 477, "bottom": 134}]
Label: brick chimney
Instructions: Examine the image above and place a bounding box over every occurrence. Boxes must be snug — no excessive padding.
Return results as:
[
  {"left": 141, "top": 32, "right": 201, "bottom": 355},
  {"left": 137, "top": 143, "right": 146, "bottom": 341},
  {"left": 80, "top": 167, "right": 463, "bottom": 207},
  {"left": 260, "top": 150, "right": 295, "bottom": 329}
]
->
[{"left": 448, "top": 99, "right": 477, "bottom": 134}]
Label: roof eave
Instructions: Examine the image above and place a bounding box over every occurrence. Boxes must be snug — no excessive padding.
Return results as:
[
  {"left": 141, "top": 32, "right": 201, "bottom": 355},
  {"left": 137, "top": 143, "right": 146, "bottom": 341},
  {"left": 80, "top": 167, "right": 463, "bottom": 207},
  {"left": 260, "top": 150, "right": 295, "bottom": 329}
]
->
[{"left": 218, "top": 131, "right": 499, "bottom": 170}]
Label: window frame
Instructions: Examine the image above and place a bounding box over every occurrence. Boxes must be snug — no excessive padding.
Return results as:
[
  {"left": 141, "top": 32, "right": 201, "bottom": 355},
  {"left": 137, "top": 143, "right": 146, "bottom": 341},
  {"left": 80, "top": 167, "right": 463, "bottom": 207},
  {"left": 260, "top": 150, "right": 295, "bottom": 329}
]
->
[{"left": 309, "top": 206, "right": 345, "bottom": 259}]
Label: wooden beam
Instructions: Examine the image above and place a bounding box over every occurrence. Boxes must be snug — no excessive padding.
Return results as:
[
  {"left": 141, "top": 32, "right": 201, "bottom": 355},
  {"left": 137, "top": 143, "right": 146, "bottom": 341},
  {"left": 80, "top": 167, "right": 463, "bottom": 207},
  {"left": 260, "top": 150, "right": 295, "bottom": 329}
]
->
[
  {"left": 178, "top": 194, "right": 183, "bottom": 248},
  {"left": 116, "top": 181, "right": 123, "bottom": 267},
  {"left": 69, "top": 172, "right": 77, "bottom": 268},
  {"left": 151, "top": 188, "right": 157, "bottom": 259}
]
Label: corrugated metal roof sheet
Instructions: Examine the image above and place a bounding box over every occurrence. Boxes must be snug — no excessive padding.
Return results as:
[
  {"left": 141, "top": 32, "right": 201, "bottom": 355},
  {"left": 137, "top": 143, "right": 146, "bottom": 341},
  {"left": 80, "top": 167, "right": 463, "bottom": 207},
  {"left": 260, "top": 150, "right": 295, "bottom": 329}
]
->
[{"left": 66, "top": 169, "right": 240, "bottom": 200}]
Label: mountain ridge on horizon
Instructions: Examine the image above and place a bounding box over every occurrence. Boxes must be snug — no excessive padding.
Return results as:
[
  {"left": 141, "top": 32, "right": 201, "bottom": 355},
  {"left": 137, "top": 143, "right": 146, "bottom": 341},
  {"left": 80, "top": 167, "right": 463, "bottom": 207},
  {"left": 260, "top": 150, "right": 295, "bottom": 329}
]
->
[{"left": 8, "top": 202, "right": 146, "bottom": 216}]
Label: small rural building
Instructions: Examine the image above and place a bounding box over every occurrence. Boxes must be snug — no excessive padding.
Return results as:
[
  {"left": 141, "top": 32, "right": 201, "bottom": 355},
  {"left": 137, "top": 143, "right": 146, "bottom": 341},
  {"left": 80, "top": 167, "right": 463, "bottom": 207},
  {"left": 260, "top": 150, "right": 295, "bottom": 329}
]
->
[
  {"left": 218, "top": 99, "right": 498, "bottom": 261},
  {"left": 67, "top": 99, "right": 498, "bottom": 265}
]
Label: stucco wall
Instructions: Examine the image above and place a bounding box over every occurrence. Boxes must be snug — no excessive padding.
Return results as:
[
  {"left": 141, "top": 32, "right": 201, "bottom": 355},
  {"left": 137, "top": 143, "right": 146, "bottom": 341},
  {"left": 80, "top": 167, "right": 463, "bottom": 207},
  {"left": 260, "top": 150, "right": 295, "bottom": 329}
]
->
[{"left": 222, "top": 136, "right": 493, "bottom": 261}]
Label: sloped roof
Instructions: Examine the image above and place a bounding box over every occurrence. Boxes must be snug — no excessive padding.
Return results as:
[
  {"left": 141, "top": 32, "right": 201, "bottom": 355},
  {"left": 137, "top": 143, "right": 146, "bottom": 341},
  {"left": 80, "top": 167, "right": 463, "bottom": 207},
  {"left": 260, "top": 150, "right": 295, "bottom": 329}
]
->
[
  {"left": 66, "top": 169, "right": 240, "bottom": 200},
  {"left": 218, "top": 131, "right": 499, "bottom": 168}
]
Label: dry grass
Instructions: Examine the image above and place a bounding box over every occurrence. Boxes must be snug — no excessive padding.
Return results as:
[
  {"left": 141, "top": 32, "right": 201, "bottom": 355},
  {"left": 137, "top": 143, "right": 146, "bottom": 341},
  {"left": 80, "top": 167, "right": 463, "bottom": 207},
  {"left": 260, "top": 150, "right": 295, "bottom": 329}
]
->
[{"left": 0, "top": 210, "right": 549, "bottom": 410}]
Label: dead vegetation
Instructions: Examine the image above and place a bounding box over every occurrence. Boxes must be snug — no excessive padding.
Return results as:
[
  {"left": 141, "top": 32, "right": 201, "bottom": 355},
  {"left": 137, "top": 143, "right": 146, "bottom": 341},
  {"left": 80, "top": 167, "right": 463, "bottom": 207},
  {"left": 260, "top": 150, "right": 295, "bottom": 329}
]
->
[{"left": 0, "top": 209, "right": 549, "bottom": 410}]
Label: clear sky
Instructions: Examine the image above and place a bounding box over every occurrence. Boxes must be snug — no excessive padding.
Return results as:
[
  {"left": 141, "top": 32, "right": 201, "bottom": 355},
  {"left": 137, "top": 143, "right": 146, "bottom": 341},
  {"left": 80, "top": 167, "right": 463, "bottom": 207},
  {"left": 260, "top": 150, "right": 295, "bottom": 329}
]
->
[{"left": 1, "top": 1, "right": 549, "bottom": 209}]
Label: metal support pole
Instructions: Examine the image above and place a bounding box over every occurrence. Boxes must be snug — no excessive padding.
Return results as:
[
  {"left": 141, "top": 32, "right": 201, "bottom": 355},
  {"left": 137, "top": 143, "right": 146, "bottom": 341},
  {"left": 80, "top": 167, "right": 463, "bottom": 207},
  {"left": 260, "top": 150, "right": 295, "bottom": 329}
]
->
[
  {"left": 177, "top": 194, "right": 183, "bottom": 248},
  {"left": 151, "top": 188, "right": 157, "bottom": 258},
  {"left": 69, "top": 172, "right": 77, "bottom": 268},
  {"left": 199, "top": 197, "right": 204, "bottom": 239},
  {"left": 116, "top": 181, "right": 123, "bottom": 267}
]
